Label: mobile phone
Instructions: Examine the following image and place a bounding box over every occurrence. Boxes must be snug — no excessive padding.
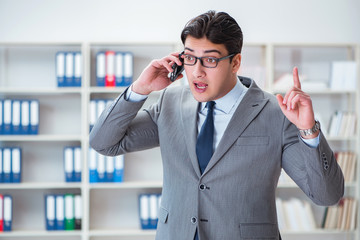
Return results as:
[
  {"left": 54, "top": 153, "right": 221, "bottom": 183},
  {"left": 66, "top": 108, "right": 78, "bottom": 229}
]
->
[{"left": 170, "top": 52, "right": 184, "bottom": 82}]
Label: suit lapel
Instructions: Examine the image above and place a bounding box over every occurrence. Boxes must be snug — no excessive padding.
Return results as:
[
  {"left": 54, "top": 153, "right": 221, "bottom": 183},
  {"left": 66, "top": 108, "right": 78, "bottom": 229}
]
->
[
  {"left": 180, "top": 88, "right": 202, "bottom": 177},
  {"left": 202, "top": 80, "right": 269, "bottom": 176}
]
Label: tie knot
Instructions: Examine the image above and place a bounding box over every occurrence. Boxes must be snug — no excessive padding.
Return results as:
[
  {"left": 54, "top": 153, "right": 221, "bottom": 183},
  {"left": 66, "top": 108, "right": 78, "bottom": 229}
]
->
[{"left": 205, "top": 101, "right": 215, "bottom": 110}]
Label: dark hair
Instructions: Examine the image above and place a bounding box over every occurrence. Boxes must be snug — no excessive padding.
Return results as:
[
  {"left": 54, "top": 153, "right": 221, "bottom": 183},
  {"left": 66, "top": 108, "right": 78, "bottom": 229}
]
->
[{"left": 181, "top": 10, "right": 243, "bottom": 55}]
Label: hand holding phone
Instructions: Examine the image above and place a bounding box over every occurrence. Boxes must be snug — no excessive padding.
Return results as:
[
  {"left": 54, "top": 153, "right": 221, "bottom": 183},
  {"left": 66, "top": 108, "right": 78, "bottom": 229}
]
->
[{"left": 170, "top": 52, "right": 184, "bottom": 82}]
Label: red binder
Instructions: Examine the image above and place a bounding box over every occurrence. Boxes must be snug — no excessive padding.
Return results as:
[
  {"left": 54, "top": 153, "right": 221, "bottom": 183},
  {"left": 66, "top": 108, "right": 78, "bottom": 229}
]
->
[{"left": 105, "top": 51, "right": 115, "bottom": 87}]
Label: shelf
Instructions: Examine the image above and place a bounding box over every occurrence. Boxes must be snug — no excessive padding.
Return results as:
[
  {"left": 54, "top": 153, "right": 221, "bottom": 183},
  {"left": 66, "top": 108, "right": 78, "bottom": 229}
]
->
[
  {"left": 0, "top": 230, "right": 82, "bottom": 237},
  {"left": 89, "top": 181, "right": 162, "bottom": 190},
  {"left": 0, "top": 88, "right": 82, "bottom": 95},
  {"left": 0, "top": 135, "right": 82, "bottom": 142},
  {"left": 0, "top": 182, "right": 82, "bottom": 190},
  {"left": 89, "top": 87, "right": 127, "bottom": 94},
  {"left": 89, "top": 229, "right": 156, "bottom": 237}
]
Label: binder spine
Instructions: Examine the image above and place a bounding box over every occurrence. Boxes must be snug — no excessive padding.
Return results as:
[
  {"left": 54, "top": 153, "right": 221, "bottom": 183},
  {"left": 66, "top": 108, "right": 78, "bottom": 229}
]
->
[
  {"left": 123, "top": 52, "right": 133, "bottom": 86},
  {"left": 74, "top": 52, "right": 82, "bottom": 87},
  {"left": 45, "top": 195, "right": 56, "bottom": 230},
  {"left": 20, "top": 100, "right": 30, "bottom": 134},
  {"left": 74, "top": 195, "right": 82, "bottom": 230},
  {"left": 115, "top": 52, "right": 124, "bottom": 86},
  {"left": 11, "top": 100, "right": 21, "bottom": 135},
  {"left": 0, "top": 100, "right": 3, "bottom": 135},
  {"left": 73, "top": 147, "right": 82, "bottom": 182},
  {"left": 56, "top": 52, "right": 66, "bottom": 87},
  {"left": 114, "top": 155, "right": 124, "bottom": 182},
  {"left": 11, "top": 148, "right": 21, "bottom": 183},
  {"left": 64, "top": 194, "right": 75, "bottom": 230},
  {"left": 0, "top": 194, "right": 3, "bottom": 231},
  {"left": 3, "top": 100, "right": 12, "bottom": 135},
  {"left": 89, "top": 148, "right": 98, "bottom": 183},
  {"left": 3, "top": 195, "right": 12, "bottom": 231},
  {"left": 29, "top": 100, "right": 39, "bottom": 135},
  {"left": 96, "top": 51, "right": 106, "bottom": 86},
  {"left": 65, "top": 52, "right": 74, "bottom": 87},
  {"left": 64, "top": 147, "right": 74, "bottom": 182},
  {"left": 105, "top": 51, "right": 116, "bottom": 87},
  {"left": 3, "top": 148, "right": 11, "bottom": 183},
  {"left": 0, "top": 149, "right": 3, "bottom": 183},
  {"left": 55, "top": 195, "right": 65, "bottom": 230}
]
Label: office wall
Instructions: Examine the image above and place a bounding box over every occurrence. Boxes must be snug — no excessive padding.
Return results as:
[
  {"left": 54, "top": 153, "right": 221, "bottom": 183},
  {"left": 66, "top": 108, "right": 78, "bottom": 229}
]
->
[{"left": 0, "top": 0, "right": 359, "bottom": 44}]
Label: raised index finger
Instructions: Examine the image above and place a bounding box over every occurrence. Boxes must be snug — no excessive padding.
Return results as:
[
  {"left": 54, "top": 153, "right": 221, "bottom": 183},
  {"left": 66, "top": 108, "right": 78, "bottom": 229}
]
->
[{"left": 293, "top": 67, "right": 301, "bottom": 89}]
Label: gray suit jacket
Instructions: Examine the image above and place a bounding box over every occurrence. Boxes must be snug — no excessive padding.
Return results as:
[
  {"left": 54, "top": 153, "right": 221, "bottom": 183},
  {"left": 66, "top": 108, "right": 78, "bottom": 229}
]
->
[{"left": 90, "top": 77, "right": 344, "bottom": 240}]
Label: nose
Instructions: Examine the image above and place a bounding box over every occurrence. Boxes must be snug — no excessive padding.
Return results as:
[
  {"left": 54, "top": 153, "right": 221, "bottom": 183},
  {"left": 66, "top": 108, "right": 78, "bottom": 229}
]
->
[{"left": 192, "top": 60, "right": 206, "bottom": 78}]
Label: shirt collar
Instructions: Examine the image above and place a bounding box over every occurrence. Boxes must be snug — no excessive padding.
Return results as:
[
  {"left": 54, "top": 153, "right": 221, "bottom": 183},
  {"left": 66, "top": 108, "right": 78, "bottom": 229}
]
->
[{"left": 200, "top": 79, "right": 247, "bottom": 114}]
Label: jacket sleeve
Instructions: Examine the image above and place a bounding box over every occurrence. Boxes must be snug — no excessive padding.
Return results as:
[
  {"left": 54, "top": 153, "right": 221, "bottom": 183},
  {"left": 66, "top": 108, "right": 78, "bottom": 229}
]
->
[
  {"left": 89, "top": 89, "right": 160, "bottom": 156},
  {"left": 281, "top": 117, "right": 344, "bottom": 206}
]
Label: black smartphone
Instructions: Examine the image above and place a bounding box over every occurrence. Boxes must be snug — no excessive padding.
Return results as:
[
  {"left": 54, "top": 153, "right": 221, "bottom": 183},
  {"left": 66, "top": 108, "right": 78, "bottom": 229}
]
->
[{"left": 170, "top": 52, "right": 184, "bottom": 82}]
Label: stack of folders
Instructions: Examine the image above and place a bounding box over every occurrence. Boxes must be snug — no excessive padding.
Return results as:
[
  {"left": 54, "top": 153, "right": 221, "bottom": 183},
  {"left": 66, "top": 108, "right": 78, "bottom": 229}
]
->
[
  {"left": 276, "top": 198, "right": 317, "bottom": 231},
  {"left": 328, "top": 111, "right": 357, "bottom": 137},
  {"left": 45, "top": 194, "right": 82, "bottom": 231},
  {"left": 64, "top": 147, "right": 82, "bottom": 182},
  {"left": 322, "top": 197, "right": 357, "bottom": 230},
  {"left": 139, "top": 193, "right": 162, "bottom": 230},
  {"left": 88, "top": 148, "right": 124, "bottom": 183},
  {"left": 0, "top": 195, "right": 12, "bottom": 231},
  {"left": 96, "top": 51, "right": 133, "bottom": 87},
  {"left": 0, "top": 148, "right": 21, "bottom": 183},
  {"left": 56, "top": 52, "right": 82, "bottom": 87},
  {"left": 89, "top": 99, "right": 113, "bottom": 132},
  {"left": 0, "top": 99, "right": 39, "bottom": 135}
]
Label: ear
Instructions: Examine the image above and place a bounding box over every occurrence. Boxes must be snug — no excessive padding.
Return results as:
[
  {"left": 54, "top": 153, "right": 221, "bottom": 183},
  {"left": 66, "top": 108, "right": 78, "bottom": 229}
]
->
[{"left": 231, "top": 53, "right": 241, "bottom": 73}]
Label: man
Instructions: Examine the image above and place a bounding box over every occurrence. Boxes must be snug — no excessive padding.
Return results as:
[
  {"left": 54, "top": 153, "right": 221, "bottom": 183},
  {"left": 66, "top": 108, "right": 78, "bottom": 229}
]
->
[{"left": 90, "top": 10, "right": 344, "bottom": 240}]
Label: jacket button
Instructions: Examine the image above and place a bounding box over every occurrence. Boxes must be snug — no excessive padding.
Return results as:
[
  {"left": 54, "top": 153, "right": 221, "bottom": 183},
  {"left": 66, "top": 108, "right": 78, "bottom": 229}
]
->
[
  {"left": 199, "top": 184, "right": 206, "bottom": 191},
  {"left": 191, "top": 217, "right": 197, "bottom": 224}
]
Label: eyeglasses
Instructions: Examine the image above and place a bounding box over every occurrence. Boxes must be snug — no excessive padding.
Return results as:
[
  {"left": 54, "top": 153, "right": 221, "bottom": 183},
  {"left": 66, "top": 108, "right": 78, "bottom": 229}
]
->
[{"left": 179, "top": 53, "right": 236, "bottom": 68}]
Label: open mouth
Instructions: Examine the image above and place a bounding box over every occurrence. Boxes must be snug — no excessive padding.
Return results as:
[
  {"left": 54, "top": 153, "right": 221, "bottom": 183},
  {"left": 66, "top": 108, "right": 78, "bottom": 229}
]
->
[{"left": 194, "top": 82, "right": 208, "bottom": 90}]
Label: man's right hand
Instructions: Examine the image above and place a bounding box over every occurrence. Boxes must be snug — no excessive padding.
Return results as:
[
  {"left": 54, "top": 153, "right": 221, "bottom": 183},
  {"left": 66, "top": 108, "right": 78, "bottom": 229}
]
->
[{"left": 132, "top": 52, "right": 184, "bottom": 95}]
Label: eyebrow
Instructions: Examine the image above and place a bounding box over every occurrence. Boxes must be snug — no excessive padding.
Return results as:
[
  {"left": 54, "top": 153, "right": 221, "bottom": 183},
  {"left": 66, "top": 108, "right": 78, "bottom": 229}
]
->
[{"left": 184, "top": 47, "right": 222, "bottom": 55}]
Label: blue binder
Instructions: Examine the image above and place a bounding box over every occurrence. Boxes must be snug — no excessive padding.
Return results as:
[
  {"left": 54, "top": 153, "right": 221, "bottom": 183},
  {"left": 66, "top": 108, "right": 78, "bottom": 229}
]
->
[
  {"left": 64, "top": 147, "right": 74, "bottom": 182},
  {"left": 65, "top": 52, "right": 74, "bottom": 87},
  {"left": 96, "top": 51, "right": 106, "bottom": 86},
  {"left": 11, "top": 147, "right": 21, "bottom": 183},
  {"left": 0, "top": 148, "right": 3, "bottom": 182},
  {"left": 3, "top": 100, "right": 12, "bottom": 135},
  {"left": 122, "top": 52, "right": 133, "bottom": 86},
  {"left": 29, "top": 100, "right": 39, "bottom": 135},
  {"left": 3, "top": 148, "right": 11, "bottom": 183},
  {"left": 73, "top": 147, "right": 82, "bottom": 182},
  {"left": 56, "top": 52, "right": 66, "bottom": 87},
  {"left": 139, "top": 194, "right": 150, "bottom": 229},
  {"left": 20, "top": 100, "right": 30, "bottom": 135},
  {"left": 45, "top": 195, "right": 56, "bottom": 230},
  {"left": 0, "top": 100, "right": 3, "bottom": 134},
  {"left": 73, "top": 52, "right": 82, "bottom": 87},
  {"left": 114, "top": 155, "right": 124, "bottom": 182},
  {"left": 105, "top": 156, "right": 114, "bottom": 182},
  {"left": 115, "top": 52, "right": 124, "bottom": 86},
  {"left": 97, "top": 154, "right": 106, "bottom": 182},
  {"left": 11, "top": 100, "right": 21, "bottom": 135},
  {"left": 89, "top": 148, "right": 98, "bottom": 183},
  {"left": 149, "top": 194, "right": 159, "bottom": 229},
  {"left": 3, "top": 195, "right": 12, "bottom": 231},
  {"left": 55, "top": 195, "right": 65, "bottom": 230}
]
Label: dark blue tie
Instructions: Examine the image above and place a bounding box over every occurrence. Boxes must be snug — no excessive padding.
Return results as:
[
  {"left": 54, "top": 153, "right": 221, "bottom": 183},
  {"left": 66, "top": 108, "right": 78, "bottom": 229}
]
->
[
  {"left": 194, "top": 101, "right": 215, "bottom": 240},
  {"left": 196, "top": 101, "right": 215, "bottom": 175}
]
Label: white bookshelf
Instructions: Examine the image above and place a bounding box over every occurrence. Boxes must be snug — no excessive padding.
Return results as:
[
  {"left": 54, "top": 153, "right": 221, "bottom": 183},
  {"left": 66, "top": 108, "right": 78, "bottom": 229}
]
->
[{"left": 0, "top": 42, "right": 358, "bottom": 240}]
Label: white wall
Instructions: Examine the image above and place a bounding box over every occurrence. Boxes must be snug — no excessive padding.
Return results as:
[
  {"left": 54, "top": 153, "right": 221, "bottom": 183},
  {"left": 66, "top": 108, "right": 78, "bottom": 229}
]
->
[{"left": 0, "top": 0, "right": 359, "bottom": 44}]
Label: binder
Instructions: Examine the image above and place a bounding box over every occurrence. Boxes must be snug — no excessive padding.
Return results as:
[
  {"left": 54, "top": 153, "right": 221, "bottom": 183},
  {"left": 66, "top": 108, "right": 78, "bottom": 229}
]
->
[
  {"left": 64, "top": 194, "right": 75, "bottom": 230},
  {"left": 74, "top": 195, "right": 82, "bottom": 230},
  {"left": 0, "top": 194, "right": 3, "bottom": 231},
  {"left": 3, "top": 148, "right": 11, "bottom": 183},
  {"left": 30, "top": 100, "right": 39, "bottom": 135},
  {"left": 96, "top": 51, "right": 106, "bottom": 86},
  {"left": 105, "top": 156, "right": 114, "bottom": 182},
  {"left": 149, "top": 194, "right": 159, "bottom": 229},
  {"left": 114, "top": 155, "right": 124, "bottom": 182},
  {"left": 115, "top": 52, "right": 124, "bottom": 86},
  {"left": 11, "top": 148, "right": 21, "bottom": 183},
  {"left": 73, "top": 147, "right": 82, "bottom": 182},
  {"left": 64, "top": 147, "right": 74, "bottom": 182},
  {"left": 56, "top": 52, "right": 66, "bottom": 87},
  {"left": 97, "top": 154, "right": 106, "bottom": 182},
  {"left": 55, "top": 195, "right": 65, "bottom": 230},
  {"left": 105, "top": 51, "right": 115, "bottom": 87},
  {"left": 123, "top": 52, "right": 133, "bottom": 86},
  {"left": 89, "top": 148, "right": 98, "bottom": 183},
  {"left": 11, "top": 100, "right": 21, "bottom": 134},
  {"left": 3, "top": 100, "right": 12, "bottom": 135},
  {"left": 0, "top": 148, "right": 3, "bottom": 183},
  {"left": 0, "top": 100, "right": 3, "bottom": 134},
  {"left": 65, "top": 52, "right": 74, "bottom": 86},
  {"left": 45, "top": 195, "right": 56, "bottom": 230},
  {"left": 3, "top": 195, "right": 12, "bottom": 231},
  {"left": 74, "top": 52, "right": 82, "bottom": 87},
  {"left": 139, "top": 194, "right": 150, "bottom": 229},
  {"left": 20, "top": 100, "right": 30, "bottom": 134},
  {"left": 89, "top": 100, "right": 96, "bottom": 132}
]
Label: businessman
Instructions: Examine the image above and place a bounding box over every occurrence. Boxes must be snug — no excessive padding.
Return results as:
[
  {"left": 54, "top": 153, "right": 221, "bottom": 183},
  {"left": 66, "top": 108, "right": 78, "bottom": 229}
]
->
[{"left": 90, "top": 10, "right": 344, "bottom": 240}]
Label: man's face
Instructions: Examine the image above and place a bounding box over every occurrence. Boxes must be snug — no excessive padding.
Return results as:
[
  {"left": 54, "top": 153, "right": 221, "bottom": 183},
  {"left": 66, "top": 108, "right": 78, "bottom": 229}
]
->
[{"left": 183, "top": 36, "right": 240, "bottom": 102}]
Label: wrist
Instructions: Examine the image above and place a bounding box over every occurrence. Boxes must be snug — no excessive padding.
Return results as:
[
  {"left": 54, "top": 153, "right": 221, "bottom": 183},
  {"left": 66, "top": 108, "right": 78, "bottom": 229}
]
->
[
  {"left": 298, "top": 120, "right": 321, "bottom": 139},
  {"left": 132, "top": 81, "right": 151, "bottom": 95}
]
